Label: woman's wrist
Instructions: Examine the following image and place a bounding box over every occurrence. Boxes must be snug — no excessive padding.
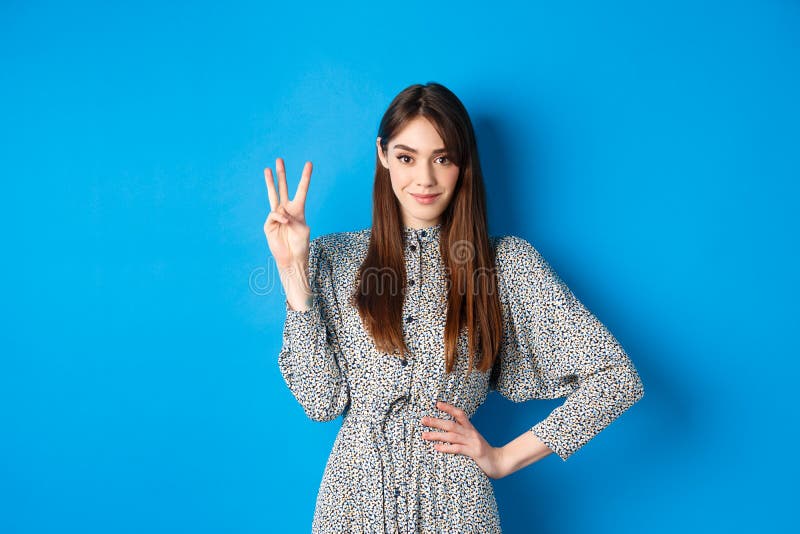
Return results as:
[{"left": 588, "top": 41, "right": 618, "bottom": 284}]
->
[
  {"left": 497, "top": 430, "right": 553, "bottom": 478},
  {"left": 278, "top": 259, "right": 312, "bottom": 311}
]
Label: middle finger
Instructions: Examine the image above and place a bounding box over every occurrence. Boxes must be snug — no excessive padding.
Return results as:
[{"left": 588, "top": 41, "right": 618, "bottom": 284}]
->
[
  {"left": 421, "top": 416, "right": 457, "bottom": 432},
  {"left": 276, "top": 157, "right": 289, "bottom": 205},
  {"left": 422, "top": 430, "right": 463, "bottom": 444}
]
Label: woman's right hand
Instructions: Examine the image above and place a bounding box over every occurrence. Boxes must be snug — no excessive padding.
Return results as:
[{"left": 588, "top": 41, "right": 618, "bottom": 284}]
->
[{"left": 263, "top": 157, "right": 312, "bottom": 271}]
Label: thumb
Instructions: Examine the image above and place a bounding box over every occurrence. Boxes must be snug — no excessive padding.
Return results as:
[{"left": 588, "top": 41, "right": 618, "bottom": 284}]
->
[{"left": 276, "top": 205, "right": 293, "bottom": 224}]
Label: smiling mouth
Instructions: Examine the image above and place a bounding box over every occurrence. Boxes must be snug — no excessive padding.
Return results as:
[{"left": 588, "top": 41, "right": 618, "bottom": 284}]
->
[{"left": 411, "top": 193, "right": 440, "bottom": 199}]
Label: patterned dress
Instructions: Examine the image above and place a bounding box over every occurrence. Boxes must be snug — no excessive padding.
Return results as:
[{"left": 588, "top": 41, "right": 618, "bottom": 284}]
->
[{"left": 278, "top": 222, "right": 644, "bottom": 533}]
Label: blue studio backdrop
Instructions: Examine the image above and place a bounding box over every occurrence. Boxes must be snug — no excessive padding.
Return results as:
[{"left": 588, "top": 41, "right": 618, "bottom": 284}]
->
[{"left": 2, "top": 1, "right": 798, "bottom": 533}]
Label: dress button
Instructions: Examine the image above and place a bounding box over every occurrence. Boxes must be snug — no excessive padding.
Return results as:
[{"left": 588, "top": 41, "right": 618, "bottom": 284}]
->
[
  {"left": 409, "top": 244, "right": 416, "bottom": 251},
  {"left": 394, "top": 488, "right": 401, "bottom": 497},
  {"left": 401, "top": 359, "right": 408, "bottom": 366},
  {"left": 420, "top": 230, "right": 427, "bottom": 237},
  {"left": 406, "top": 315, "right": 414, "bottom": 322},
  {"left": 408, "top": 279, "right": 415, "bottom": 286}
]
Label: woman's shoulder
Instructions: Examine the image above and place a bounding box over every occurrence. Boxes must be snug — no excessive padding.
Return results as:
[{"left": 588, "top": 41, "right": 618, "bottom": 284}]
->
[
  {"left": 490, "top": 233, "right": 556, "bottom": 283},
  {"left": 490, "top": 233, "right": 540, "bottom": 262},
  {"left": 316, "top": 226, "right": 371, "bottom": 247},
  {"left": 311, "top": 226, "right": 371, "bottom": 265}
]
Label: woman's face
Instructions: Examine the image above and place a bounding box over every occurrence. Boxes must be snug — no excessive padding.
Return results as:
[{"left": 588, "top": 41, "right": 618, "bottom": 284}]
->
[{"left": 377, "top": 116, "right": 460, "bottom": 229}]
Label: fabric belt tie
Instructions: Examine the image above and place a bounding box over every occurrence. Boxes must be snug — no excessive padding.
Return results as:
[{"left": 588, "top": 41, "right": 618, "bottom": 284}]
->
[{"left": 344, "top": 393, "right": 442, "bottom": 534}]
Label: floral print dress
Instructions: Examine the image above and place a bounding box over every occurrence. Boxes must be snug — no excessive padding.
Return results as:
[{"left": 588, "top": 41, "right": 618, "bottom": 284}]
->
[{"left": 278, "top": 222, "right": 644, "bottom": 533}]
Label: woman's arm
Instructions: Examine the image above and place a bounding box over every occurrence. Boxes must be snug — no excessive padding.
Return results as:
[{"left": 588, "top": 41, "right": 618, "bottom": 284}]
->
[
  {"left": 497, "top": 430, "right": 553, "bottom": 477},
  {"left": 277, "top": 235, "right": 350, "bottom": 422},
  {"left": 490, "top": 235, "right": 645, "bottom": 462}
]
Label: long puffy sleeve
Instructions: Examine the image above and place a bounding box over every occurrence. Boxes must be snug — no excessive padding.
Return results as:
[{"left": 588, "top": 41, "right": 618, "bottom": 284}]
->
[
  {"left": 489, "top": 235, "right": 644, "bottom": 461},
  {"left": 277, "top": 235, "right": 350, "bottom": 422}
]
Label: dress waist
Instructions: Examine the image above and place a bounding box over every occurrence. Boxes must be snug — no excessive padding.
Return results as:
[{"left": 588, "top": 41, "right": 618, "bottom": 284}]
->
[{"left": 344, "top": 393, "right": 442, "bottom": 425}]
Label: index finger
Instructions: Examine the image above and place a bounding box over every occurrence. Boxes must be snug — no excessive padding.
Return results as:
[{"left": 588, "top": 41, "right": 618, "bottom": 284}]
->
[{"left": 435, "top": 401, "right": 470, "bottom": 425}]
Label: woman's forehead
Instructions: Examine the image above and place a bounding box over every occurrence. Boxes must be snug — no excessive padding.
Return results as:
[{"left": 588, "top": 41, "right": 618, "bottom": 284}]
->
[{"left": 389, "top": 117, "right": 447, "bottom": 150}]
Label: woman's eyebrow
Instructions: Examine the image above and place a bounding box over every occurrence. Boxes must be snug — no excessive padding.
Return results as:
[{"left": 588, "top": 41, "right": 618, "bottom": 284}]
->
[{"left": 392, "top": 144, "right": 447, "bottom": 155}]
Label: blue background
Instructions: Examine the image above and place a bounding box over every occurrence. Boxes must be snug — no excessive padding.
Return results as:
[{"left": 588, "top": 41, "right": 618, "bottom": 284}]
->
[{"left": 2, "top": 0, "right": 798, "bottom": 532}]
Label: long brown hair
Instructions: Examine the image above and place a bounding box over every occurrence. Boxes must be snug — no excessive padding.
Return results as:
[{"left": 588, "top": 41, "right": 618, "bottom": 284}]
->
[{"left": 351, "top": 82, "right": 503, "bottom": 375}]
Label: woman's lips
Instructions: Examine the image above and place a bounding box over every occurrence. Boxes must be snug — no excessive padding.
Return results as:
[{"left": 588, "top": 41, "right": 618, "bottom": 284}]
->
[{"left": 411, "top": 193, "right": 441, "bottom": 204}]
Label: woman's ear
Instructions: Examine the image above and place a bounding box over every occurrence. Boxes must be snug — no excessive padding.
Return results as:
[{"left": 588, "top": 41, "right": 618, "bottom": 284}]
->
[{"left": 376, "top": 137, "right": 389, "bottom": 169}]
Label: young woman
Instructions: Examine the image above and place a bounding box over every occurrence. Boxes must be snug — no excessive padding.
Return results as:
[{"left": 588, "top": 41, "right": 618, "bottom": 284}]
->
[{"left": 264, "top": 82, "right": 644, "bottom": 533}]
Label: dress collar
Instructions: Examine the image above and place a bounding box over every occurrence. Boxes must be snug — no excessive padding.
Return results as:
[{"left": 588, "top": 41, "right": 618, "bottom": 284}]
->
[{"left": 402, "top": 222, "right": 442, "bottom": 244}]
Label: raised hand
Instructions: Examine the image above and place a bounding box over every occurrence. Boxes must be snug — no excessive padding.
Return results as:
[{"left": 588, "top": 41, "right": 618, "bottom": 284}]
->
[{"left": 263, "top": 157, "right": 312, "bottom": 271}]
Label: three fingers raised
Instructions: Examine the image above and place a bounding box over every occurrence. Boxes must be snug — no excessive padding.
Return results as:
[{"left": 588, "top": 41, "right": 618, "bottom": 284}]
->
[{"left": 263, "top": 158, "right": 313, "bottom": 213}]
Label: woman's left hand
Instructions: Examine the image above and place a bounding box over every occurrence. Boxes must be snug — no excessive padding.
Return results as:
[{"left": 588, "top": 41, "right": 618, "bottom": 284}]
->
[{"left": 421, "top": 400, "right": 507, "bottom": 479}]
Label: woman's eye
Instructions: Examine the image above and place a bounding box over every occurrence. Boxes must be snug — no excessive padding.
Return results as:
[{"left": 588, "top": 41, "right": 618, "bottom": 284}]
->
[{"left": 396, "top": 154, "right": 451, "bottom": 165}]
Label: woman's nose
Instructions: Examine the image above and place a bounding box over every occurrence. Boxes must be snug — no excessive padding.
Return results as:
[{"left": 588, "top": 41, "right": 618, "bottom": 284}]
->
[{"left": 416, "top": 166, "right": 436, "bottom": 185}]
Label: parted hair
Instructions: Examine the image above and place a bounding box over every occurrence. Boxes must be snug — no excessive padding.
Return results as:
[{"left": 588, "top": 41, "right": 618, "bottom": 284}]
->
[{"left": 351, "top": 82, "right": 503, "bottom": 375}]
